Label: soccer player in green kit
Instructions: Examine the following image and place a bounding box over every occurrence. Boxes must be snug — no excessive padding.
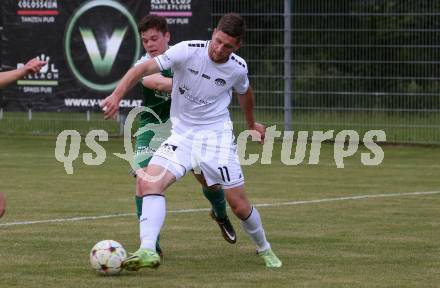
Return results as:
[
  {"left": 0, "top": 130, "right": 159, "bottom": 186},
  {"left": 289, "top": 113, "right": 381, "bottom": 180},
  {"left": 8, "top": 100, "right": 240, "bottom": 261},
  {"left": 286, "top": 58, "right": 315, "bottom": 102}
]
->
[{"left": 102, "top": 15, "right": 236, "bottom": 257}]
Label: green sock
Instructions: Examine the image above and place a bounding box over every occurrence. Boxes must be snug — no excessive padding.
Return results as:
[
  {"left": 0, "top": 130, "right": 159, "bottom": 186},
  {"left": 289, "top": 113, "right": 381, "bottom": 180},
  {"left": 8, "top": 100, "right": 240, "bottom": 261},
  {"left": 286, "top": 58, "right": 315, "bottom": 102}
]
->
[
  {"left": 135, "top": 195, "right": 143, "bottom": 219},
  {"left": 156, "top": 234, "right": 162, "bottom": 254},
  {"left": 135, "top": 195, "right": 162, "bottom": 253},
  {"left": 202, "top": 187, "right": 227, "bottom": 220}
]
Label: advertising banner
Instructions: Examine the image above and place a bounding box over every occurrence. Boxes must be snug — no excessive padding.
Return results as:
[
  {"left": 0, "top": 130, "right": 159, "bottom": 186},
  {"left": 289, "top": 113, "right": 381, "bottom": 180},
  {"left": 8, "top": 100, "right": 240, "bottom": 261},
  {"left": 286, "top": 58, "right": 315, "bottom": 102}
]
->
[
  {"left": 148, "top": 0, "right": 211, "bottom": 44},
  {"left": 0, "top": 0, "right": 211, "bottom": 111}
]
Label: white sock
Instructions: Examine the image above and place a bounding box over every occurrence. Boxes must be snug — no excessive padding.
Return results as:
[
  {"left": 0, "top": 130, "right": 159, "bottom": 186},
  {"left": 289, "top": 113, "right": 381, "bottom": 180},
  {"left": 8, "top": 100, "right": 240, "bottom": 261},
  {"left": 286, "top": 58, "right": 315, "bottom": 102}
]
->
[
  {"left": 139, "top": 195, "right": 166, "bottom": 250},
  {"left": 240, "top": 206, "right": 271, "bottom": 252}
]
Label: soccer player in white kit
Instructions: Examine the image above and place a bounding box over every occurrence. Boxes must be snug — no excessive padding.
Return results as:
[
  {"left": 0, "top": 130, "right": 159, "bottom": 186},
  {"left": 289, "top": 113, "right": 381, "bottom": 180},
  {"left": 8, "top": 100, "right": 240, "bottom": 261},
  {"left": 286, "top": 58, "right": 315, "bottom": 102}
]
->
[{"left": 103, "top": 13, "right": 282, "bottom": 269}]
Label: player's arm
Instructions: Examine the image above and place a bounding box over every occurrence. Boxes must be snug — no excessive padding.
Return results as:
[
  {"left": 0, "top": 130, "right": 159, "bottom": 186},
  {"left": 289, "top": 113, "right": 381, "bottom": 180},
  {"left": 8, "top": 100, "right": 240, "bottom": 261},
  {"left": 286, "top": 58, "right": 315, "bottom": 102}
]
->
[
  {"left": 101, "top": 58, "right": 161, "bottom": 119},
  {"left": 0, "top": 69, "right": 26, "bottom": 88},
  {"left": 0, "top": 58, "right": 46, "bottom": 88},
  {"left": 142, "top": 73, "right": 172, "bottom": 92},
  {"left": 238, "top": 86, "right": 266, "bottom": 144}
]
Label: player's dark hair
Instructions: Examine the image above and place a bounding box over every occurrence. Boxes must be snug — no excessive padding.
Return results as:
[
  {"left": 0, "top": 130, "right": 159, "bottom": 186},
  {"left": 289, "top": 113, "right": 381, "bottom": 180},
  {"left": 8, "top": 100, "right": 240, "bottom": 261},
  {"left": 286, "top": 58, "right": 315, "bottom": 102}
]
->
[
  {"left": 138, "top": 14, "right": 169, "bottom": 34},
  {"left": 216, "top": 13, "right": 246, "bottom": 43}
]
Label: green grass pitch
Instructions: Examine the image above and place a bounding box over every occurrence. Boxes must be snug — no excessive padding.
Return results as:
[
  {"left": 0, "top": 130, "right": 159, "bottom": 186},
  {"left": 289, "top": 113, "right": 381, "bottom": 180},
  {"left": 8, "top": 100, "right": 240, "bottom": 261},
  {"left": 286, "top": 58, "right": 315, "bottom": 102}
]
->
[{"left": 0, "top": 135, "right": 439, "bottom": 287}]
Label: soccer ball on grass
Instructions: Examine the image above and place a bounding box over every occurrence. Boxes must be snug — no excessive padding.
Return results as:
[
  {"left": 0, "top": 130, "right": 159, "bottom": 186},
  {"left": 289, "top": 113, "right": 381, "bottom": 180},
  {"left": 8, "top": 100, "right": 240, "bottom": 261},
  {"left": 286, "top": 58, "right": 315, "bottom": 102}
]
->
[{"left": 89, "top": 240, "right": 127, "bottom": 275}]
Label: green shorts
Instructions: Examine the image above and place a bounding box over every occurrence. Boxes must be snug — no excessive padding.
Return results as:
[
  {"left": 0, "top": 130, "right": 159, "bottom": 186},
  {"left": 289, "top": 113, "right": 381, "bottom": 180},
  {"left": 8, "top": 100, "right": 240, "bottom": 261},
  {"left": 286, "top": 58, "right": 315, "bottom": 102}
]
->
[
  {"left": 134, "top": 129, "right": 155, "bottom": 169},
  {"left": 132, "top": 118, "right": 171, "bottom": 171}
]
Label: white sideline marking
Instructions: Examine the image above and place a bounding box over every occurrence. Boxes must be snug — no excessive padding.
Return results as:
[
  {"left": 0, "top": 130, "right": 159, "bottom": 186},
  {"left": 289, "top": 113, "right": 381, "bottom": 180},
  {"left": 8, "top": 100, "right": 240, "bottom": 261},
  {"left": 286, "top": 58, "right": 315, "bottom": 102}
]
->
[{"left": 1, "top": 190, "right": 439, "bottom": 227}]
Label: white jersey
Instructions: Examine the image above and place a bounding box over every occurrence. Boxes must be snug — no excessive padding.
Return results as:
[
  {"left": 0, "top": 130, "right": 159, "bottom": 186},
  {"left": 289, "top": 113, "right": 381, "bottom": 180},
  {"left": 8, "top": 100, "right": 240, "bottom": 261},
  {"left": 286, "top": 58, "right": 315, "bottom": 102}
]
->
[
  {"left": 135, "top": 45, "right": 171, "bottom": 80},
  {"left": 136, "top": 52, "right": 152, "bottom": 65},
  {"left": 154, "top": 40, "right": 249, "bottom": 134},
  {"left": 135, "top": 53, "right": 152, "bottom": 78}
]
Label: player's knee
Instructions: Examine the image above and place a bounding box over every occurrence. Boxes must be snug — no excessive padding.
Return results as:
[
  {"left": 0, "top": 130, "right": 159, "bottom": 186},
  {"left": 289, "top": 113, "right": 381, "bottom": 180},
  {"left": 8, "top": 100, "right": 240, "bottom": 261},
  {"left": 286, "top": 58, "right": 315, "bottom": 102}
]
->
[
  {"left": 136, "top": 177, "right": 159, "bottom": 196},
  {"left": 230, "top": 202, "right": 251, "bottom": 220}
]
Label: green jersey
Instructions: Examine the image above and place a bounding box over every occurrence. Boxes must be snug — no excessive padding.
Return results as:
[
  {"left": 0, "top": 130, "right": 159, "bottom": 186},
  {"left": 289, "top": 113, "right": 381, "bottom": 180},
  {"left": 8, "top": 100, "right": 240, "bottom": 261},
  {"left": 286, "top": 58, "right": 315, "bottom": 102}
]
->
[
  {"left": 135, "top": 53, "right": 172, "bottom": 126},
  {"left": 133, "top": 53, "right": 173, "bottom": 169}
]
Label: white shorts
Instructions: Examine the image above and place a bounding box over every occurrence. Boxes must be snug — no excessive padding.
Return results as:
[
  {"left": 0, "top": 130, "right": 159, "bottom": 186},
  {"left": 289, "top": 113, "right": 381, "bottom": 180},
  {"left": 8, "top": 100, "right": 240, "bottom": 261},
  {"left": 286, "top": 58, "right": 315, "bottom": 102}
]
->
[{"left": 149, "top": 129, "right": 244, "bottom": 188}]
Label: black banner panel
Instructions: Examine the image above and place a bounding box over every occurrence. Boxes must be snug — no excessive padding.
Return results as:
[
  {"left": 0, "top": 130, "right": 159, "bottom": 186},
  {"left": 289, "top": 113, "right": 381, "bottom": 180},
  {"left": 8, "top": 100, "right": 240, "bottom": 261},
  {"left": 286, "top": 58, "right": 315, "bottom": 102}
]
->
[
  {"left": 1, "top": 0, "right": 211, "bottom": 111},
  {"left": 147, "top": 0, "right": 211, "bottom": 44}
]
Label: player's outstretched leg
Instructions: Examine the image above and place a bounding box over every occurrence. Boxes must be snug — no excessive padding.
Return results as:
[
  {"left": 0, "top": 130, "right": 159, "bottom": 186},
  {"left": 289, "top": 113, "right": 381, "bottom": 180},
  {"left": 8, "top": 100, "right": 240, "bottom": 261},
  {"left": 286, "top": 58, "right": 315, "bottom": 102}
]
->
[
  {"left": 136, "top": 195, "right": 163, "bottom": 257},
  {"left": 240, "top": 206, "right": 282, "bottom": 268},
  {"left": 226, "top": 186, "right": 282, "bottom": 268},
  {"left": 123, "top": 194, "right": 166, "bottom": 271},
  {"left": 202, "top": 186, "right": 237, "bottom": 243}
]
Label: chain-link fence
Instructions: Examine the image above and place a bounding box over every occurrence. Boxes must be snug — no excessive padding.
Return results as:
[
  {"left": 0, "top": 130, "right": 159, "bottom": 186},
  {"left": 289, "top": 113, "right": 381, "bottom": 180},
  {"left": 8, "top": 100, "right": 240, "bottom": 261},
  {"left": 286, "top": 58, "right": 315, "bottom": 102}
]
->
[
  {"left": 212, "top": 0, "right": 288, "bottom": 133},
  {"left": 217, "top": 0, "right": 440, "bottom": 144}
]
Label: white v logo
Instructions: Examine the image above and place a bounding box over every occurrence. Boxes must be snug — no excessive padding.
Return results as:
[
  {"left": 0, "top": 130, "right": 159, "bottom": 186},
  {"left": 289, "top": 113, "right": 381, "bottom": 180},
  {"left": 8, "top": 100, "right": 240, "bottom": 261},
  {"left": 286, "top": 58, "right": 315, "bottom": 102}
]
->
[{"left": 79, "top": 26, "right": 128, "bottom": 76}]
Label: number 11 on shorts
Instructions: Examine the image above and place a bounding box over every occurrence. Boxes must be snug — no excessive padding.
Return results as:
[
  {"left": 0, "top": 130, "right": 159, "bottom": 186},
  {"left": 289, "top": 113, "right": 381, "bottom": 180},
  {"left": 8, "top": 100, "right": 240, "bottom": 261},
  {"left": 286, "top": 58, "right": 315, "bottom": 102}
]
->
[{"left": 218, "top": 166, "right": 230, "bottom": 182}]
